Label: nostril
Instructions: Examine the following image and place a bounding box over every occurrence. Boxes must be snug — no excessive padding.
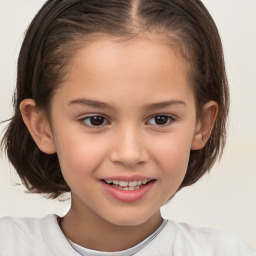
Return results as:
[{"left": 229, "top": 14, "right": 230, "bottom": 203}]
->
[{"left": 109, "top": 137, "right": 148, "bottom": 167}]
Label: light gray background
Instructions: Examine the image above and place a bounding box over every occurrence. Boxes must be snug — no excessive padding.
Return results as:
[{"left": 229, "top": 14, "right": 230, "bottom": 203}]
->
[{"left": 0, "top": 0, "right": 255, "bottom": 249}]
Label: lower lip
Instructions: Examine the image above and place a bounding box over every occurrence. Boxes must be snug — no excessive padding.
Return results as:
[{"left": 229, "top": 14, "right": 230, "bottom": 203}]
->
[{"left": 101, "top": 181, "right": 155, "bottom": 202}]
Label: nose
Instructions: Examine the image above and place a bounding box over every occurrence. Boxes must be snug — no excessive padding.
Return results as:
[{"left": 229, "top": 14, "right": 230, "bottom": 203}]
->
[{"left": 109, "top": 126, "right": 148, "bottom": 168}]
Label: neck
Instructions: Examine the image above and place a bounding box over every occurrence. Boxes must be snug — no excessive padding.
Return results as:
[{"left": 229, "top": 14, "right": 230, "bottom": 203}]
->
[{"left": 60, "top": 195, "right": 163, "bottom": 252}]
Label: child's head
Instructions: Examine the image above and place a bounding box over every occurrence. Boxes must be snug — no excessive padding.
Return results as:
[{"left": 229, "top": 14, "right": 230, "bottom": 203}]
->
[{"left": 2, "top": 0, "right": 229, "bottom": 200}]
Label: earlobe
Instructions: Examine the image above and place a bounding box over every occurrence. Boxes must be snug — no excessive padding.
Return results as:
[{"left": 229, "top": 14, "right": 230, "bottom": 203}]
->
[
  {"left": 20, "top": 99, "right": 56, "bottom": 154},
  {"left": 191, "top": 101, "right": 218, "bottom": 150}
]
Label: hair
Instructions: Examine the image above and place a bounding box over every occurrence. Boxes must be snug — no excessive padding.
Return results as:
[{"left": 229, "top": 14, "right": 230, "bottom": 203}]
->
[{"left": 1, "top": 0, "right": 229, "bottom": 198}]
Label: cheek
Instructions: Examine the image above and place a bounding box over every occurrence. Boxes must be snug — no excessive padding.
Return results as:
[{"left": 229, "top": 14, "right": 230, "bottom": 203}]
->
[
  {"left": 150, "top": 131, "right": 194, "bottom": 179},
  {"left": 151, "top": 135, "right": 192, "bottom": 202},
  {"left": 54, "top": 133, "right": 108, "bottom": 180}
]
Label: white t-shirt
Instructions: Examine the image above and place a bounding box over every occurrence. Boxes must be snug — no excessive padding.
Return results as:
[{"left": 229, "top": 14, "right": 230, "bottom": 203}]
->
[{"left": 0, "top": 214, "right": 255, "bottom": 256}]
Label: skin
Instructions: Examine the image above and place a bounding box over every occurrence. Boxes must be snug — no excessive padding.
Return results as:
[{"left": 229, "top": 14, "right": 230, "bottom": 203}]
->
[{"left": 20, "top": 34, "right": 217, "bottom": 252}]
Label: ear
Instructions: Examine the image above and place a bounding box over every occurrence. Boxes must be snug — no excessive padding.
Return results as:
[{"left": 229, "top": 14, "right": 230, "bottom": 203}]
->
[
  {"left": 191, "top": 101, "right": 218, "bottom": 150},
  {"left": 20, "top": 99, "right": 56, "bottom": 154}
]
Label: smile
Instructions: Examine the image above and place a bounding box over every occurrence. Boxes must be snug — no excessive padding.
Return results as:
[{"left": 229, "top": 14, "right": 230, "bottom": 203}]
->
[
  {"left": 101, "top": 178, "right": 155, "bottom": 202},
  {"left": 103, "top": 179, "right": 151, "bottom": 191}
]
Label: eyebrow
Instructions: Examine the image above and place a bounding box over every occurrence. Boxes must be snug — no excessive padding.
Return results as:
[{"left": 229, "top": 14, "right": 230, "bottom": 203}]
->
[
  {"left": 68, "top": 98, "right": 186, "bottom": 111},
  {"left": 144, "top": 99, "right": 186, "bottom": 111},
  {"left": 68, "top": 99, "right": 115, "bottom": 110}
]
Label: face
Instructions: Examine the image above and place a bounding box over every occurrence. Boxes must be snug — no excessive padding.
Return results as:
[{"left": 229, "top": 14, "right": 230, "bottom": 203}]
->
[{"left": 48, "top": 35, "right": 199, "bottom": 226}]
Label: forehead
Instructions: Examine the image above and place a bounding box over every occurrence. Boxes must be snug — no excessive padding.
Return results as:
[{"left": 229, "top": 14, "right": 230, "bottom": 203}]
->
[
  {"left": 71, "top": 35, "right": 189, "bottom": 79},
  {"left": 53, "top": 34, "right": 195, "bottom": 108}
]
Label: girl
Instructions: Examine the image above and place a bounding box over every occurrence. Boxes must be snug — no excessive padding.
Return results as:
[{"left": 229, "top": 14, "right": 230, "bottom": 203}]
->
[{"left": 0, "top": 0, "right": 255, "bottom": 255}]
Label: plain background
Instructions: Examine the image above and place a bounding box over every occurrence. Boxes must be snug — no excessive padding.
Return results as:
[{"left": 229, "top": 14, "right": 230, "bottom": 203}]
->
[{"left": 0, "top": 0, "right": 255, "bottom": 249}]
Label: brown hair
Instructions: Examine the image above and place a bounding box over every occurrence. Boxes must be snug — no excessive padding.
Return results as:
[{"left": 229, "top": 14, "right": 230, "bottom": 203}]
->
[{"left": 1, "top": 0, "right": 229, "bottom": 198}]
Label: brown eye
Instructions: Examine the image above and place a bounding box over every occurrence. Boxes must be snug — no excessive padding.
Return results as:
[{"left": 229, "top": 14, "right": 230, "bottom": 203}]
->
[
  {"left": 147, "top": 115, "right": 175, "bottom": 126},
  {"left": 81, "top": 115, "right": 108, "bottom": 127},
  {"left": 154, "top": 116, "right": 169, "bottom": 125}
]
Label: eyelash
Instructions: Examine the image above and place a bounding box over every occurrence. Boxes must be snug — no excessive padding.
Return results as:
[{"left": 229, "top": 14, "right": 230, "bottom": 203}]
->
[
  {"left": 79, "top": 114, "right": 176, "bottom": 129},
  {"left": 147, "top": 115, "right": 176, "bottom": 127},
  {"left": 79, "top": 115, "right": 109, "bottom": 128}
]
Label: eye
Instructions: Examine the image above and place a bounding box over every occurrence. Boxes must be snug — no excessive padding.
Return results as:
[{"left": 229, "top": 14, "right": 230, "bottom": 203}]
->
[
  {"left": 147, "top": 115, "right": 175, "bottom": 126},
  {"left": 80, "top": 115, "right": 108, "bottom": 127}
]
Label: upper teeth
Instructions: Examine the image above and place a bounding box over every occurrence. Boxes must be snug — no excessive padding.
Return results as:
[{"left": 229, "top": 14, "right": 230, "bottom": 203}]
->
[{"left": 105, "top": 179, "right": 150, "bottom": 187}]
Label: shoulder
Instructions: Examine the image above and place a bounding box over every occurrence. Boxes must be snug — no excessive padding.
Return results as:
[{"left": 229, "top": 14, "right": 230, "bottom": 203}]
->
[
  {"left": 0, "top": 214, "right": 57, "bottom": 237},
  {"left": 0, "top": 214, "right": 60, "bottom": 255},
  {"left": 0, "top": 214, "right": 79, "bottom": 256},
  {"left": 167, "top": 220, "right": 256, "bottom": 255},
  {"left": 0, "top": 214, "right": 44, "bottom": 229}
]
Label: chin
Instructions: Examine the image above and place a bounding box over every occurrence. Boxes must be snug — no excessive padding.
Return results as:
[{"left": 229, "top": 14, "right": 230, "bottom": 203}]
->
[
  {"left": 104, "top": 210, "right": 159, "bottom": 227},
  {"left": 113, "top": 219, "right": 145, "bottom": 227}
]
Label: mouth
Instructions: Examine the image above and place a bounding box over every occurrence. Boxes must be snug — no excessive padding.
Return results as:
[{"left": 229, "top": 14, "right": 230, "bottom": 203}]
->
[
  {"left": 101, "top": 177, "right": 156, "bottom": 202},
  {"left": 101, "top": 179, "right": 154, "bottom": 191}
]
